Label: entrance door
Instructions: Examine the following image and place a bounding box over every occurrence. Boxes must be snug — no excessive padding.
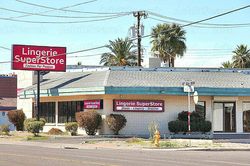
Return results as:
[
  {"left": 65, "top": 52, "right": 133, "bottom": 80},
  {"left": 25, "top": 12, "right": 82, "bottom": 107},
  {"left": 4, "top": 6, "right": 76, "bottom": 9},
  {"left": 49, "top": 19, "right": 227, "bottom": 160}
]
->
[
  {"left": 224, "top": 103, "right": 236, "bottom": 132},
  {"left": 214, "top": 102, "right": 236, "bottom": 132}
]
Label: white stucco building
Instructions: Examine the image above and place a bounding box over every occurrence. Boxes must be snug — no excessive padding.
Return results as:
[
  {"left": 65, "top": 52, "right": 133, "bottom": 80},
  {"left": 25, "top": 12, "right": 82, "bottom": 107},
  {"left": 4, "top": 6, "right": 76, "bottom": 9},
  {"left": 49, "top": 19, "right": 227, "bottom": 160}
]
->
[{"left": 17, "top": 67, "right": 250, "bottom": 138}]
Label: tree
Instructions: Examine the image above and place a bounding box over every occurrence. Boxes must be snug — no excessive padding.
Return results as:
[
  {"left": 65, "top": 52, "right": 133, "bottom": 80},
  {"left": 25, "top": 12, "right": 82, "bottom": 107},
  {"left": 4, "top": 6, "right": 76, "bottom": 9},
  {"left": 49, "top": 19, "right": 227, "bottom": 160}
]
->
[
  {"left": 7, "top": 109, "right": 26, "bottom": 131},
  {"left": 151, "top": 23, "right": 186, "bottom": 67},
  {"left": 99, "top": 38, "right": 137, "bottom": 66},
  {"left": 221, "top": 61, "right": 234, "bottom": 68},
  {"left": 232, "top": 45, "right": 250, "bottom": 68}
]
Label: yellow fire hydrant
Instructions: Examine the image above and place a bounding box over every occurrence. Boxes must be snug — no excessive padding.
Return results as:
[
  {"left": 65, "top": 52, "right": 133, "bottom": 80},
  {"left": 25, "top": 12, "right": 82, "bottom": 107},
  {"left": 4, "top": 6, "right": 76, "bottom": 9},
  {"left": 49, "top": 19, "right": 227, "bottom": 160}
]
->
[{"left": 153, "top": 130, "right": 160, "bottom": 147}]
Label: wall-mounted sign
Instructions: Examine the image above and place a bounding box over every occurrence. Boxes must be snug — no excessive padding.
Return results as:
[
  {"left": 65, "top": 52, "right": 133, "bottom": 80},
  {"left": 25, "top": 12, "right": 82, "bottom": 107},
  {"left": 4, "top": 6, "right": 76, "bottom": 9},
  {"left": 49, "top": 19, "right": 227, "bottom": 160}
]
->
[
  {"left": 113, "top": 100, "right": 164, "bottom": 112},
  {"left": 84, "top": 100, "right": 103, "bottom": 109},
  {"left": 12, "top": 44, "right": 66, "bottom": 71}
]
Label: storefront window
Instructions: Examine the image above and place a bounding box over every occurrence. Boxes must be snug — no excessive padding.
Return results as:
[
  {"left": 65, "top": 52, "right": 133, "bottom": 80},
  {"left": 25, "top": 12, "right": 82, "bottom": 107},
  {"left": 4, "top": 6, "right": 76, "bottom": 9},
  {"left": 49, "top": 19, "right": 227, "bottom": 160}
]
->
[
  {"left": 58, "top": 101, "right": 83, "bottom": 123},
  {"left": 243, "top": 102, "right": 250, "bottom": 132},
  {"left": 195, "top": 101, "right": 206, "bottom": 120},
  {"left": 40, "top": 102, "right": 55, "bottom": 123}
]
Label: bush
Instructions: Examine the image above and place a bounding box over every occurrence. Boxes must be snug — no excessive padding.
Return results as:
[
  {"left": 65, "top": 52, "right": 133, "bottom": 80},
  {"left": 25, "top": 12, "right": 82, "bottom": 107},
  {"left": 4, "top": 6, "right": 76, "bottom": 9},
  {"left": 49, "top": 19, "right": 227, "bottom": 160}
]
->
[
  {"left": 0, "top": 125, "right": 10, "bottom": 135},
  {"left": 65, "top": 122, "right": 78, "bottom": 136},
  {"left": 106, "top": 114, "right": 127, "bottom": 135},
  {"left": 7, "top": 109, "right": 26, "bottom": 131},
  {"left": 76, "top": 110, "right": 102, "bottom": 135},
  {"left": 177, "top": 111, "right": 188, "bottom": 121},
  {"left": 178, "top": 111, "right": 204, "bottom": 122},
  {"left": 168, "top": 120, "right": 187, "bottom": 133},
  {"left": 48, "top": 128, "right": 63, "bottom": 135},
  {"left": 24, "top": 118, "right": 46, "bottom": 131},
  {"left": 200, "top": 121, "right": 212, "bottom": 133},
  {"left": 26, "top": 121, "right": 45, "bottom": 136}
]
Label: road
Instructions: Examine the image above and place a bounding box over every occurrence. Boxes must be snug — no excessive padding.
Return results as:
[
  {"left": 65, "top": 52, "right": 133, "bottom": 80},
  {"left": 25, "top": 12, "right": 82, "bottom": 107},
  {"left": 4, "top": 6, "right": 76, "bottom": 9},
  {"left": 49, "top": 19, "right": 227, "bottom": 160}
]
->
[{"left": 0, "top": 144, "right": 250, "bottom": 166}]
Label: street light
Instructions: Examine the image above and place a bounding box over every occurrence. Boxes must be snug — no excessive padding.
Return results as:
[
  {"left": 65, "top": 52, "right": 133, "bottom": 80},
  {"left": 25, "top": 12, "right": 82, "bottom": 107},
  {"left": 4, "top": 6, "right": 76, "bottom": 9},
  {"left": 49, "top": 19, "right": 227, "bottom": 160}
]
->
[{"left": 182, "top": 80, "right": 197, "bottom": 132}]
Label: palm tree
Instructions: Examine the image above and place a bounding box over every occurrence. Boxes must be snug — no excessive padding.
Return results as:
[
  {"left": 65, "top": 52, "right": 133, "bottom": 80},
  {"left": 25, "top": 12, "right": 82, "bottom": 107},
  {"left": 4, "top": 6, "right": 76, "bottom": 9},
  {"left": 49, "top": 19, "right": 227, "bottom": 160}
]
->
[
  {"left": 151, "top": 23, "right": 186, "bottom": 67},
  {"left": 99, "top": 38, "right": 137, "bottom": 66},
  {"left": 232, "top": 45, "right": 250, "bottom": 68},
  {"left": 221, "top": 61, "right": 234, "bottom": 68}
]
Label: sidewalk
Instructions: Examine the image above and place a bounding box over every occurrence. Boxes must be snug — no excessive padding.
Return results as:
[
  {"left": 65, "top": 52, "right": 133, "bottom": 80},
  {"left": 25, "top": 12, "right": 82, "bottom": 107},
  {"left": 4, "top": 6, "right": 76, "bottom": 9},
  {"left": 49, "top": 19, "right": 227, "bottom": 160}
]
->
[{"left": 1, "top": 136, "right": 250, "bottom": 151}]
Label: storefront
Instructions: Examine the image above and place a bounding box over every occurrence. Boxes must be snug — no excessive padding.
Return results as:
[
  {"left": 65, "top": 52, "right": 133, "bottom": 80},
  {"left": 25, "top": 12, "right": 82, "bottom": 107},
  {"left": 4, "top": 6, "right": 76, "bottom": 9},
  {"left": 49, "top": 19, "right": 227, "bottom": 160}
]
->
[{"left": 17, "top": 67, "right": 250, "bottom": 137}]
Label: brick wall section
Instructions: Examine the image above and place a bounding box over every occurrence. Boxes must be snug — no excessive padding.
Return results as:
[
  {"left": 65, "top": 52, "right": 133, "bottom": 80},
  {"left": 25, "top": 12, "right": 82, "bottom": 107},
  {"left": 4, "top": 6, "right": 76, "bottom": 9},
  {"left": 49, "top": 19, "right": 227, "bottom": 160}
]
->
[{"left": 0, "top": 76, "right": 17, "bottom": 98}]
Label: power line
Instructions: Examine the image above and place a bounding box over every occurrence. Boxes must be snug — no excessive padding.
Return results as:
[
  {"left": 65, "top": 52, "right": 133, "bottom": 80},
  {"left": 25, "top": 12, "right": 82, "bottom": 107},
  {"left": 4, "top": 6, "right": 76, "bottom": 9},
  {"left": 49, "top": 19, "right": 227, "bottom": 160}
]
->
[
  {"left": 147, "top": 11, "right": 250, "bottom": 27},
  {"left": 148, "top": 16, "right": 250, "bottom": 28},
  {"left": 0, "top": 14, "right": 129, "bottom": 24},
  {"left": 11, "top": 0, "right": 112, "bottom": 19},
  {"left": 15, "top": 0, "right": 131, "bottom": 15},
  {"left": 0, "top": 5, "right": 249, "bottom": 62},
  {"left": 0, "top": 7, "right": 127, "bottom": 19},
  {"left": 0, "top": 46, "right": 11, "bottom": 50}
]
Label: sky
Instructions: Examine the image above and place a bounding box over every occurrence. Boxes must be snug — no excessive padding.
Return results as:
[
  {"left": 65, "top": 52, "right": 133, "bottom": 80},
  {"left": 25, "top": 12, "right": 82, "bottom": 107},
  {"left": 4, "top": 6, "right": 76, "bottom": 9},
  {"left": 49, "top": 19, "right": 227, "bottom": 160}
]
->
[{"left": 0, "top": 0, "right": 250, "bottom": 74}]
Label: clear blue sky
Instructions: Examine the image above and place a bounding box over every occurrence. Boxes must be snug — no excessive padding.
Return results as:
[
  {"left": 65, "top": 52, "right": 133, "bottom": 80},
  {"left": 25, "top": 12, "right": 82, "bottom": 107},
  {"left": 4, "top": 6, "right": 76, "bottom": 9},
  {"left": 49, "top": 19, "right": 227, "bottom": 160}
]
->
[{"left": 1, "top": 0, "right": 250, "bottom": 73}]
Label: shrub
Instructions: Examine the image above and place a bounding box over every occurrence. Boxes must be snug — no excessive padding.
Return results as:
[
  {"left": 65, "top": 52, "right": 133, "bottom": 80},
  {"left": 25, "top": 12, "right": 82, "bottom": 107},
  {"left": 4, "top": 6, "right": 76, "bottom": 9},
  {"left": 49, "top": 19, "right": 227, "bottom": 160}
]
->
[
  {"left": 178, "top": 111, "right": 204, "bottom": 122},
  {"left": 200, "top": 121, "right": 212, "bottom": 133},
  {"left": 168, "top": 120, "right": 188, "bottom": 133},
  {"left": 0, "top": 125, "right": 10, "bottom": 135},
  {"left": 7, "top": 109, "right": 26, "bottom": 131},
  {"left": 76, "top": 110, "right": 102, "bottom": 135},
  {"left": 148, "top": 121, "right": 159, "bottom": 139},
  {"left": 106, "top": 114, "right": 127, "bottom": 135},
  {"left": 26, "top": 121, "right": 45, "bottom": 136},
  {"left": 48, "top": 128, "right": 63, "bottom": 135},
  {"left": 65, "top": 122, "right": 78, "bottom": 136},
  {"left": 177, "top": 111, "right": 188, "bottom": 121},
  {"left": 24, "top": 118, "right": 46, "bottom": 131}
]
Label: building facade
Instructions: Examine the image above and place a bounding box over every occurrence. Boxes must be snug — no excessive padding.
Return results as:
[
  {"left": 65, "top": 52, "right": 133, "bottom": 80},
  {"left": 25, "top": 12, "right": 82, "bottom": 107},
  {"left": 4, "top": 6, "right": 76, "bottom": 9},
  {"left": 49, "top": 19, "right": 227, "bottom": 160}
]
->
[
  {"left": 0, "top": 74, "right": 17, "bottom": 130},
  {"left": 17, "top": 67, "right": 250, "bottom": 137}
]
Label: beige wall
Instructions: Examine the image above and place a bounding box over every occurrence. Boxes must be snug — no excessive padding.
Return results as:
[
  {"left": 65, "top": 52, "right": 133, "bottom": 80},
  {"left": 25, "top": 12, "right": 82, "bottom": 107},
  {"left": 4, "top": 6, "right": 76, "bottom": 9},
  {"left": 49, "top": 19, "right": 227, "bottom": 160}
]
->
[{"left": 17, "top": 94, "right": 250, "bottom": 135}]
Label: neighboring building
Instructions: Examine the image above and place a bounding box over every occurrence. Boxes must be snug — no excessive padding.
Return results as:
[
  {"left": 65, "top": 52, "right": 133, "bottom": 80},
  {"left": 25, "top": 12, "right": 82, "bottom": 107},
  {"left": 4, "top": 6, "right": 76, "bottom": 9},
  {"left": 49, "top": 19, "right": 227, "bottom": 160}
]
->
[
  {"left": 17, "top": 67, "right": 250, "bottom": 138},
  {"left": 0, "top": 74, "right": 17, "bottom": 130}
]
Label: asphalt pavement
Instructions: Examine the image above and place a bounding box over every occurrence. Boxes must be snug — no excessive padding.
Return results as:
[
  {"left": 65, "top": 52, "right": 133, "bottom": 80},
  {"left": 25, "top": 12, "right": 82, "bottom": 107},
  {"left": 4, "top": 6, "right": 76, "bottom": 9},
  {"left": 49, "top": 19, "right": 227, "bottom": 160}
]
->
[{"left": 0, "top": 144, "right": 250, "bottom": 166}]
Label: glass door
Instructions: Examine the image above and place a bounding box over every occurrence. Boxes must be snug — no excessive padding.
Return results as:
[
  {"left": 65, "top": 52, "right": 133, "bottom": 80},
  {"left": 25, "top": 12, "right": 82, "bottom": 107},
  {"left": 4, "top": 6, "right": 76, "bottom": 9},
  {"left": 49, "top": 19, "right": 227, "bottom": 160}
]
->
[
  {"left": 224, "top": 103, "right": 236, "bottom": 132},
  {"left": 213, "top": 102, "right": 236, "bottom": 132}
]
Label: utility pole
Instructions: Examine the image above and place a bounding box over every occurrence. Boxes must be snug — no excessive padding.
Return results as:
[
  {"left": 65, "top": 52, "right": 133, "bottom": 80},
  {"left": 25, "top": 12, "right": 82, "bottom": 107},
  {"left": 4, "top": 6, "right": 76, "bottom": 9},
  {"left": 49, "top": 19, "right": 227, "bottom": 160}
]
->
[{"left": 133, "top": 11, "right": 147, "bottom": 66}]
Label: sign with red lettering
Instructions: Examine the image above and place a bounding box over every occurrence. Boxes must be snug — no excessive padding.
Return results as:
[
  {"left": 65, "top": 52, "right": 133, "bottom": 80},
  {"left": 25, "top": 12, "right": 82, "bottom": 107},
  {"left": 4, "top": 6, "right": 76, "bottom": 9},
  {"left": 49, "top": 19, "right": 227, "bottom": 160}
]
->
[
  {"left": 113, "top": 100, "right": 164, "bottom": 112},
  {"left": 12, "top": 44, "right": 66, "bottom": 71},
  {"left": 84, "top": 100, "right": 103, "bottom": 109}
]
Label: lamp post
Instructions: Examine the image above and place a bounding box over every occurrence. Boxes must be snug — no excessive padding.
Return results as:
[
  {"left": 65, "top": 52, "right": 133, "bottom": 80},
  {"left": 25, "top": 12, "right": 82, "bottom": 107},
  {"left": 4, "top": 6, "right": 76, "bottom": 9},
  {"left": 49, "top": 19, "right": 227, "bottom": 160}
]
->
[{"left": 182, "top": 80, "right": 197, "bottom": 132}]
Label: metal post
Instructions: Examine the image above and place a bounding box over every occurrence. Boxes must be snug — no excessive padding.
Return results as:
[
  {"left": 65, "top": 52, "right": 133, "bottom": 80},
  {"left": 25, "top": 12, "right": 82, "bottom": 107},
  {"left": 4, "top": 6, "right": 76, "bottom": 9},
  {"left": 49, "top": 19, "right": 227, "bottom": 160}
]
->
[
  {"left": 188, "top": 91, "right": 191, "bottom": 132},
  {"left": 36, "top": 71, "right": 40, "bottom": 121}
]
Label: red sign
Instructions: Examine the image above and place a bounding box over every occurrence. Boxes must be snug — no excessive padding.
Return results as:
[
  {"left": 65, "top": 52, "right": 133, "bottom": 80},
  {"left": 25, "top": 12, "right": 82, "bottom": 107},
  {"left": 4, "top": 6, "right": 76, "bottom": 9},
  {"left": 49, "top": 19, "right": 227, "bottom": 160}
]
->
[
  {"left": 84, "top": 100, "right": 103, "bottom": 109},
  {"left": 113, "top": 100, "right": 164, "bottom": 112},
  {"left": 12, "top": 44, "right": 66, "bottom": 71}
]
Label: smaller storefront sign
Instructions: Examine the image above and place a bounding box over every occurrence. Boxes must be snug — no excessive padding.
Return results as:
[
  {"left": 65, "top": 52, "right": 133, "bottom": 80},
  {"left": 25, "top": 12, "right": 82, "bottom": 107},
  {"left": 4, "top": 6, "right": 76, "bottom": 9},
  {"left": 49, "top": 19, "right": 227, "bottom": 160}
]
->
[
  {"left": 113, "top": 100, "right": 164, "bottom": 112},
  {"left": 84, "top": 100, "right": 103, "bottom": 109}
]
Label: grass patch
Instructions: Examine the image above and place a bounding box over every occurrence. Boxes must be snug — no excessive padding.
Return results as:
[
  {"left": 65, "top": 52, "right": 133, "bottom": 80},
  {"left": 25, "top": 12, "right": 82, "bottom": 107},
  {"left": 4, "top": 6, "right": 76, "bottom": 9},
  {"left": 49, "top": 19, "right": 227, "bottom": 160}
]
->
[
  {"left": 26, "top": 135, "right": 49, "bottom": 141},
  {"left": 84, "top": 140, "right": 97, "bottom": 144},
  {"left": 126, "top": 137, "right": 144, "bottom": 144},
  {"left": 159, "top": 141, "right": 181, "bottom": 148}
]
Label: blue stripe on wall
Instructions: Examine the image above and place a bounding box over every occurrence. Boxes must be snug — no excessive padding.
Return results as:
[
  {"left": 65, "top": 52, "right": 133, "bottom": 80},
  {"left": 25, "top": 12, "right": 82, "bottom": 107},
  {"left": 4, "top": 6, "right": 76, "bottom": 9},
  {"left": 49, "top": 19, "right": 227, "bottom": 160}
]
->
[{"left": 105, "top": 87, "right": 250, "bottom": 96}]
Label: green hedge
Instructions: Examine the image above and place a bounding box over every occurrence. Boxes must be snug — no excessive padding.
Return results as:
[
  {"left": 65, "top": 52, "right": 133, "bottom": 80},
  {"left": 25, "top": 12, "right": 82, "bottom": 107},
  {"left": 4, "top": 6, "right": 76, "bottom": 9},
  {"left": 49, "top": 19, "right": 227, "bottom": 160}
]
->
[
  {"left": 168, "top": 120, "right": 211, "bottom": 133},
  {"left": 177, "top": 111, "right": 205, "bottom": 122}
]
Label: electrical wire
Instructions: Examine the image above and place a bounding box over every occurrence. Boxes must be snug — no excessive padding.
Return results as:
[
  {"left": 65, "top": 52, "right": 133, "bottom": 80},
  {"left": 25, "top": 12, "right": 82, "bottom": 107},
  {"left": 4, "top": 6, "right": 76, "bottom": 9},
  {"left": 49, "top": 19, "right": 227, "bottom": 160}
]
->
[
  {"left": 0, "top": 5, "right": 249, "bottom": 63},
  {"left": 11, "top": 0, "right": 113, "bottom": 19},
  {"left": 148, "top": 16, "right": 250, "bottom": 28},
  {"left": 0, "top": 7, "right": 127, "bottom": 19},
  {"left": 0, "top": 14, "right": 129, "bottom": 24},
  {"left": 15, "top": 0, "right": 132, "bottom": 15},
  {"left": 147, "top": 10, "right": 250, "bottom": 27},
  {"left": 0, "top": 46, "right": 11, "bottom": 50}
]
